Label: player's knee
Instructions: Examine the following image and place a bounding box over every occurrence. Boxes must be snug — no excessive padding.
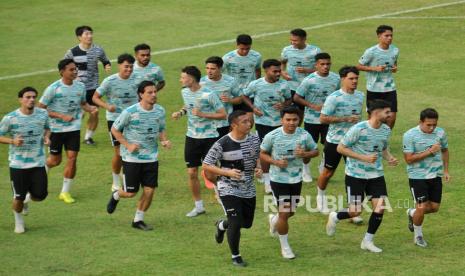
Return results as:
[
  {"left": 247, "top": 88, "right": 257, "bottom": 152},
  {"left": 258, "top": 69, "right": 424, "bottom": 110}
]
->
[
  {"left": 31, "top": 192, "right": 48, "bottom": 201},
  {"left": 430, "top": 204, "right": 440, "bottom": 213},
  {"left": 349, "top": 210, "right": 362, "bottom": 217},
  {"left": 241, "top": 219, "right": 253, "bottom": 229}
]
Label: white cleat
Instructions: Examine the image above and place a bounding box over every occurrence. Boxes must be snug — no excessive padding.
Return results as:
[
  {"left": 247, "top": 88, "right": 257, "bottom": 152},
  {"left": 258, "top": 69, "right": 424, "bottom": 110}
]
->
[
  {"left": 257, "top": 175, "right": 264, "bottom": 183},
  {"left": 326, "top": 211, "right": 338, "bottom": 236},
  {"left": 317, "top": 195, "right": 329, "bottom": 214},
  {"left": 350, "top": 216, "right": 363, "bottom": 225},
  {"left": 302, "top": 166, "right": 312, "bottom": 183},
  {"left": 264, "top": 183, "right": 272, "bottom": 194},
  {"left": 185, "top": 207, "right": 206, "bottom": 217},
  {"left": 360, "top": 239, "right": 383, "bottom": 253},
  {"left": 268, "top": 214, "right": 278, "bottom": 237},
  {"left": 281, "top": 246, "right": 296, "bottom": 259},
  {"left": 111, "top": 183, "right": 120, "bottom": 192},
  {"left": 22, "top": 203, "right": 29, "bottom": 216},
  {"left": 414, "top": 236, "right": 428, "bottom": 248},
  {"left": 14, "top": 223, "right": 25, "bottom": 234}
]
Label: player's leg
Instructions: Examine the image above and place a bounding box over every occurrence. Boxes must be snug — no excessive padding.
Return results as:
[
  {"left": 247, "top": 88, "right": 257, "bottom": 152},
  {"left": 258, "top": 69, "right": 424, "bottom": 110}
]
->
[
  {"left": 256, "top": 124, "right": 276, "bottom": 194},
  {"left": 46, "top": 132, "right": 64, "bottom": 169},
  {"left": 58, "top": 131, "right": 81, "bottom": 203},
  {"left": 132, "top": 162, "right": 158, "bottom": 231},
  {"left": 10, "top": 168, "right": 30, "bottom": 233},
  {"left": 84, "top": 89, "right": 98, "bottom": 145},
  {"left": 107, "top": 161, "right": 139, "bottom": 214},
  {"left": 385, "top": 91, "right": 397, "bottom": 129},
  {"left": 302, "top": 123, "right": 320, "bottom": 183},
  {"left": 108, "top": 121, "right": 122, "bottom": 191},
  {"left": 316, "top": 142, "right": 340, "bottom": 213}
]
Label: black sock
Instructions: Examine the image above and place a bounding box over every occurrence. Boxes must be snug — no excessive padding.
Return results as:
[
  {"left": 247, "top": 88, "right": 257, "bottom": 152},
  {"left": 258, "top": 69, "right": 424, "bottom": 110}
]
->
[
  {"left": 337, "top": 209, "right": 351, "bottom": 220},
  {"left": 221, "top": 220, "right": 229, "bottom": 230},
  {"left": 227, "top": 218, "right": 241, "bottom": 256},
  {"left": 367, "top": 212, "right": 383, "bottom": 234}
]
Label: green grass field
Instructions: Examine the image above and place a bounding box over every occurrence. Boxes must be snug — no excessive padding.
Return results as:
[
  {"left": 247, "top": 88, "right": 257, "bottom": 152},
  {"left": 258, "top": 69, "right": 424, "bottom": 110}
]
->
[{"left": 1, "top": 0, "right": 465, "bottom": 275}]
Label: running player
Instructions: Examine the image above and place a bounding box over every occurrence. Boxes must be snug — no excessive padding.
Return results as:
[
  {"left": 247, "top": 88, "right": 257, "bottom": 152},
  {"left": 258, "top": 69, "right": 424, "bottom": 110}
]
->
[
  {"left": 64, "top": 25, "right": 111, "bottom": 145},
  {"left": 326, "top": 99, "right": 398, "bottom": 253},
  {"left": 262, "top": 106, "right": 318, "bottom": 259},
  {"left": 203, "top": 110, "right": 261, "bottom": 267},
  {"left": 106, "top": 81, "right": 171, "bottom": 231},
  {"left": 356, "top": 25, "right": 399, "bottom": 129},
  {"left": 242, "top": 59, "right": 292, "bottom": 193},
  {"left": 133, "top": 43, "right": 166, "bottom": 92},
  {"left": 200, "top": 56, "right": 242, "bottom": 138},
  {"left": 172, "top": 66, "right": 227, "bottom": 217},
  {"left": 293, "top": 52, "right": 340, "bottom": 182},
  {"left": 404, "top": 108, "right": 449, "bottom": 247},
  {"left": 92, "top": 54, "right": 139, "bottom": 191},
  {"left": 0, "top": 87, "right": 50, "bottom": 233},
  {"left": 38, "top": 59, "right": 97, "bottom": 204}
]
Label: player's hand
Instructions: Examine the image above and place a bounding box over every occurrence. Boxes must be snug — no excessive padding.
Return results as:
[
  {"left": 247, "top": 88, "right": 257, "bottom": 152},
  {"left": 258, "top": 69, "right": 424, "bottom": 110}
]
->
[
  {"left": 220, "top": 94, "right": 230, "bottom": 103},
  {"left": 274, "top": 159, "right": 288, "bottom": 168},
  {"left": 387, "top": 156, "right": 399, "bottom": 166},
  {"left": 281, "top": 72, "right": 292, "bottom": 81},
  {"left": 161, "top": 140, "right": 171, "bottom": 149},
  {"left": 172, "top": 111, "right": 181, "bottom": 120},
  {"left": 310, "top": 104, "right": 323, "bottom": 112},
  {"left": 429, "top": 143, "right": 441, "bottom": 154},
  {"left": 444, "top": 171, "right": 451, "bottom": 182},
  {"left": 61, "top": 114, "right": 74, "bottom": 122},
  {"left": 346, "top": 115, "right": 360, "bottom": 123},
  {"left": 107, "top": 105, "right": 117, "bottom": 112},
  {"left": 44, "top": 136, "right": 50, "bottom": 146},
  {"left": 363, "top": 154, "right": 377, "bottom": 163},
  {"left": 192, "top": 108, "right": 203, "bottom": 117},
  {"left": 126, "top": 143, "right": 140, "bottom": 153},
  {"left": 253, "top": 107, "right": 263, "bottom": 117},
  {"left": 373, "top": 65, "right": 386, "bottom": 72},
  {"left": 254, "top": 168, "right": 263, "bottom": 178},
  {"left": 227, "top": 169, "right": 243, "bottom": 180},
  {"left": 12, "top": 135, "right": 24, "bottom": 146},
  {"left": 89, "top": 106, "right": 98, "bottom": 115},
  {"left": 273, "top": 102, "right": 284, "bottom": 110},
  {"left": 295, "top": 67, "right": 308, "bottom": 74},
  {"left": 294, "top": 144, "right": 306, "bottom": 158},
  {"left": 104, "top": 64, "right": 111, "bottom": 73},
  {"left": 391, "top": 65, "right": 398, "bottom": 73}
]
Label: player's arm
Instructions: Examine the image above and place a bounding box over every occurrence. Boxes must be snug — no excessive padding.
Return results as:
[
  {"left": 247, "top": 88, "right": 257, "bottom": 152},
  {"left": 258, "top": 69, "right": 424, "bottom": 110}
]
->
[
  {"left": 320, "top": 113, "right": 359, "bottom": 124},
  {"left": 0, "top": 135, "right": 23, "bottom": 146},
  {"left": 260, "top": 149, "right": 288, "bottom": 168},
  {"left": 37, "top": 102, "right": 74, "bottom": 122},
  {"left": 111, "top": 126, "right": 139, "bottom": 153},
  {"left": 382, "top": 148, "right": 398, "bottom": 166},
  {"left": 171, "top": 106, "right": 187, "bottom": 120},
  {"left": 280, "top": 59, "right": 291, "bottom": 81},
  {"left": 98, "top": 48, "right": 112, "bottom": 72},
  {"left": 80, "top": 101, "right": 98, "bottom": 114},
  {"left": 44, "top": 129, "right": 51, "bottom": 145},
  {"left": 159, "top": 131, "right": 171, "bottom": 149},
  {"left": 156, "top": 81, "right": 166, "bottom": 92},
  {"left": 356, "top": 63, "right": 386, "bottom": 72},
  {"left": 193, "top": 107, "right": 227, "bottom": 120},
  {"left": 203, "top": 163, "right": 242, "bottom": 180},
  {"left": 293, "top": 94, "right": 321, "bottom": 111},
  {"left": 442, "top": 148, "right": 450, "bottom": 181},
  {"left": 92, "top": 92, "right": 116, "bottom": 112},
  {"left": 337, "top": 143, "right": 376, "bottom": 163},
  {"left": 403, "top": 143, "right": 441, "bottom": 164}
]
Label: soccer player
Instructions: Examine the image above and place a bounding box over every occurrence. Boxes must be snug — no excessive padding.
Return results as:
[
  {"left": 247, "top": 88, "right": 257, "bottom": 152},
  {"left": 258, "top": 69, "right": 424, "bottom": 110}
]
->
[
  {"left": 316, "top": 66, "right": 364, "bottom": 215},
  {"left": 106, "top": 81, "right": 171, "bottom": 231},
  {"left": 0, "top": 87, "right": 50, "bottom": 233},
  {"left": 222, "top": 34, "right": 262, "bottom": 112},
  {"left": 203, "top": 110, "right": 261, "bottom": 267},
  {"left": 242, "top": 59, "right": 292, "bottom": 193},
  {"left": 281, "top": 28, "right": 321, "bottom": 102},
  {"left": 64, "top": 25, "right": 111, "bottom": 145},
  {"left": 261, "top": 106, "right": 319, "bottom": 259},
  {"left": 39, "top": 59, "right": 97, "bottom": 204},
  {"left": 172, "top": 66, "right": 227, "bottom": 217},
  {"left": 92, "top": 54, "right": 139, "bottom": 191},
  {"left": 133, "top": 43, "right": 166, "bottom": 92},
  {"left": 356, "top": 25, "right": 399, "bottom": 129},
  {"left": 200, "top": 56, "right": 242, "bottom": 138},
  {"left": 326, "top": 99, "right": 398, "bottom": 253},
  {"left": 293, "top": 52, "right": 340, "bottom": 182},
  {"left": 403, "top": 108, "right": 449, "bottom": 247}
]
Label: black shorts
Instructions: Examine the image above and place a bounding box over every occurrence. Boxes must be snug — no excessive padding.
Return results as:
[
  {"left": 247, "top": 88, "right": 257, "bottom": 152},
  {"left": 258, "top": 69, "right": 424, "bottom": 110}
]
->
[
  {"left": 216, "top": 126, "right": 230, "bottom": 140},
  {"left": 367, "top": 90, "right": 397, "bottom": 112},
  {"left": 86, "top": 89, "right": 97, "bottom": 106},
  {"left": 255, "top": 124, "right": 280, "bottom": 141},
  {"left": 233, "top": 102, "right": 253, "bottom": 113},
  {"left": 122, "top": 161, "right": 158, "bottom": 193},
  {"left": 184, "top": 136, "right": 216, "bottom": 168},
  {"left": 270, "top": 181, "right": 302, "bottom": 211},
  {"left": 345, "top": 175, "right": 387, "bottom": 204},
  {"left": 49, "top": 130, "right": 81, "bottom": 155},
  {"left": 107, "top": 121, "right": 120, "bottom": 147},
  {"left": 219, "top": 195, "right": 256, "bottom": 228},
  {"left": 323, "top": 142, "right": 345, "bottom": 171},
  {"left": 10, "top": 167, "right": 48, "bottom": 201},
  {"left": 291, "top": 90, "right": 305, "bottom": 112},
  {"left": 409, "top": 177, "right": 442, "bottom": 204},
  {"left": 304, "top": 123, "right": 329, "bottom": 145}
]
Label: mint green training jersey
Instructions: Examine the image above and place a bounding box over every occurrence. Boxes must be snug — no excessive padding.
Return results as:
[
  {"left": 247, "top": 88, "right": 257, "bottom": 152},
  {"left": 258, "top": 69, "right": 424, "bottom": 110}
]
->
[
  {"left": 358, "top": 44, "right": 399, "bottom": 92},
  {"left": 281, "top": 44, "right": 321, "bottom": 90},
  {"left": 132, "top": 62, "right": 165, "bottom": 87},
  {"left": 222, "top": 49, "right": 262, "bottom": 90}
]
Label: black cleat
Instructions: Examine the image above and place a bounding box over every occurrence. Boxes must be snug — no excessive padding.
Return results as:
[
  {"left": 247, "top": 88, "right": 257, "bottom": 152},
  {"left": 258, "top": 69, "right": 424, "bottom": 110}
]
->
[
  {"left": 215, "top": 220, "right": 226, "bottom": 244},
  {"left": 407, "top": 208, "right": 414, "bottom": 232},
  {"left": 106, "top": 192, "right": 119, "bottom": 214},
  {"left": 84, "top": 138, "right": 96, "bottom": 145},
  {"left": 232, "top": 256, "right": 247, "bottom": 267},
  {"left": 132, "top": 221, "right": 154, "bottom": 231}
]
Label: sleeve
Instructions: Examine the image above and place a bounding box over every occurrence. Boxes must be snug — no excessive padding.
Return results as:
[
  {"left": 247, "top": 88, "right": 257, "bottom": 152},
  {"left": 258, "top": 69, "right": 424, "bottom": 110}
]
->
[
  {"left": 305, "top": 132, "right": 318, "bottom": 150},
  {"left": 243, "top": 81, "right": 255, "bottom": 98},
  {"left": 96, "top": 78, "right": 110, "bottom": 97},
  {"left": 256, "top": 54, "right": 262, "bottom": 70},
  {"left": 440, "top": 130, "right": 448, "bottom": 149},
  {"left": 341, "top": 125, "right": 359, "bottom": 147},
  {"left": 230, "top": 78, "right": 241, "bottom": 97},
  {"left": 203, "top": 141, "right": 223, "bottom": 166},
  {"left": 39, "top": 86, "right": 55, "bottom": 106},
  {"left": 335, "top": 76, "right": 341, "bottom": 90},
  {"left": 64, "top": 49, "right": 73, "bottom": 59},
  {"left": 260, "top": 132, "right": 273, "bottom": 153},
  {"left": 0, "top": 115, "right": 11, "bottom": 136},
  {"left": 221, "top": 54, "right": 229, "bottom": 73},
  {"left": 383, "top": 128, "right": 391, "bottom": 150},
  {"left": 44, "top": 112, "right": 50, "bottom": 130},
  {"left": 296, "top": 79, "right": 309, "bottom": 97},
  {"left": 158, "top": 107, "right": 166, "bottom": 132},
  {"left": 112, "top": 110, "right": 130, "bottom": 131},
  {"left": 99, "top": 47, "right": 111, "bottom": 66},
  {"left": 358, "top": 48, "right": 373, "bottom": 65},
  {"left": 321, "top": 95, "right": 335, "bottom": 116},
  {"left": 80, "top": 84, "right": 87, "bottom": 104},
  {"left": 209, "top": 93, "right": 224, "bottom": 111},
  {"left": 280, "top": 47, "right": 288, "bottom": 61},
  {"left": 283, "top": 82, "right": 292, "bottom": 100},
  {"left": 402, "top": 132, "right": 414, "bottom": 153},
  {"left": 155, "top": 67, "right": 165, "bottom": 82}
]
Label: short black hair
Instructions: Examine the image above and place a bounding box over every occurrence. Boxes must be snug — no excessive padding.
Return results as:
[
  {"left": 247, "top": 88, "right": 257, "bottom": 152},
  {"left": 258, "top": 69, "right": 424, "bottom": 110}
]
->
[
  {"left": 290, "top": 28, "right": 307, "bottom": 38},
  {"left": 228, "top": 110, "right": 248, "bottom": 125},
  {"left": 367, "top": 99, "right": 391, "bottom": 114},
  {"left": 339, "top": 66, "right": 359, "bottom": 78},
  {"left": 236, "top": 34, "right": 252, "bottom": 45},
  {"left": 420, "top": 108, "right": 439, "bottom": 121},
  {"left": 137, "top": 80, "right": 155, "bottom": 96},
  {"left": 315, "top": 52, "right": 331, "bottom": 62},
  {"left": 376, "top": 25, "right": 393, "bottom": 35},
  {"left": 205, "top": 56, "right": 224, "bottom": 68},
  {"left": 280, "top": 105, "right": 301, "bottom": 118},
  {"left": 58, "top": 59, "right": 75, "bottom": 71},
  {"left": 75, "top": 25, "right": 93, "bottom": 37},
  {"left": 262, "top": 59, "right": 281, "bottom": 69},
  {"left": 134, "top": 43, "right": 151, "bottom": 52},
  {"left": 18, "top": 86, "right": 38, "bottom": 98},
  {"left": 182, "top": 66, "right": 201, "bottom": 82},
  {"left": 117, "top": 53, "right": 135, "bottom": 64}
]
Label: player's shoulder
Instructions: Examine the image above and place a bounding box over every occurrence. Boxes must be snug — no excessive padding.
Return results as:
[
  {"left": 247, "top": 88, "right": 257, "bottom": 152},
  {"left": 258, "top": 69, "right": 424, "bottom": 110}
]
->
[
  {"left": 48, "top": 79, "right": 63, "bottom": 89},
  {"left": 248, "top": 133, "right": 261, "bottom": 143},
  {"left": 105, "top": 73, "right": 119, "bottom": 82},
  {"left": 222, "top": 74, "right": 235, "bottom": 82},
  {"left": 404, "top": 126, "right": 419, "bottom": 137},
  {"left": 328, "top": 89, "right": 343, "bottom": 98},
  {"left": 354, "top": 90, "right": 364, "bottom": 98},
  {"left": 380, "top": 123, "right": 392, "bottom": 134},
  {"left": 433, "top": 126, "right": 446, "bottom": 136},
  {"left": 125, "top": 103, "right": 140, "bottom": 113},
  {"left": 223, "top": 50, "right": 236, "bottom": 59},
  {"left": 199, "top": 76, "right": 208, "bottom": 83},
  {"left": 35, "top": 107, "right": 48, "bottom": 116},
  {"left": 277, "top": 79, "right": 289, "bottom": 86},
  {"left": 282, "top": 45, "right": 294, "bottom": 52},
  {"left": 4, "top": 109, "right": 19, "bottom": 119},
  {"left": 307, "top": 44, "right": 321, "bottom": 52},
  {"left": 390, "top": 44, "right": 399, "bottom": 52},
  {"left": 91, "top": 44, "right": 105, "bottom": 51},
  {"left": 248, "top": 49, "right": 261, "bottom": 59},
  {"left": 328, "top": 71, "right": 340, "bottom": 80},
  {"left": 153, "top": 104, "right": 166, "bottom": 114}
]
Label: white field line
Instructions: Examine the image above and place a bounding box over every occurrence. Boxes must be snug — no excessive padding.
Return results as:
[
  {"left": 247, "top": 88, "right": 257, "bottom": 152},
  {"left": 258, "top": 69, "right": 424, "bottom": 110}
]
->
[
  {"left": 1, "top": 0, "right": 464, "bottom": 81},
  {"left": 379, "top": 16, "right": 465, "bottom": 19}
]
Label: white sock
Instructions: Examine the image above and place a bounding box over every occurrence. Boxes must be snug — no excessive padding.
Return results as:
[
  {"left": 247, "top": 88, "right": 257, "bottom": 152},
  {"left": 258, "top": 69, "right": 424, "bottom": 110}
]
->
[
  {"left": 303, "top": 163, "right": 311, "bottom": 174},
  {"left": 263, "top": 173, "right": 270, "bottom": 185},
  {"left": 219, "top": 220, "right": 227, "bottom": 231},
  {"left": 14, "top": 211, "right": 24, "bottom": 225},
  {"left": 61, "top": 178, "right": 73, "bottom": 193},
  {"left": 409, "top": 208, "right": 416, "bottom": 217},
  {"left": 195, "top": 200, "right": 204, "bottom": 210},
  {"left": 85, "top": 129, "right": 94, "bottom": 140},
  {"left": 24, "top": 193, "right": 31, "bottom": 203},
  {"left": 279, "top": 234, "right": 290, "bottom": 248},
  {"left": 271, "top": 214, "right": 278, "bottom": 226},
  {"left": 112, "top": 191, "right": 120, "bottom": 200},
  {"left": 112, "top": 172, "right": 121, "bottom": 185},
  {"left": 413, "top": 224, "right": 423, "bottom": 238},
  {"left": 45, "top": 165, "right": 49, "bottom": 173},
  {"left": 317, "top": 187, "right": 326, "bottom": 196},
  {"left": 232, "top": 254, "right": 241, "bottom": 258},
  {"left": 134, "top": 209, "right": 144, "bottom": 222},
  {"left": 364, "top": 232, "right": 374, "bottom": 242}
]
